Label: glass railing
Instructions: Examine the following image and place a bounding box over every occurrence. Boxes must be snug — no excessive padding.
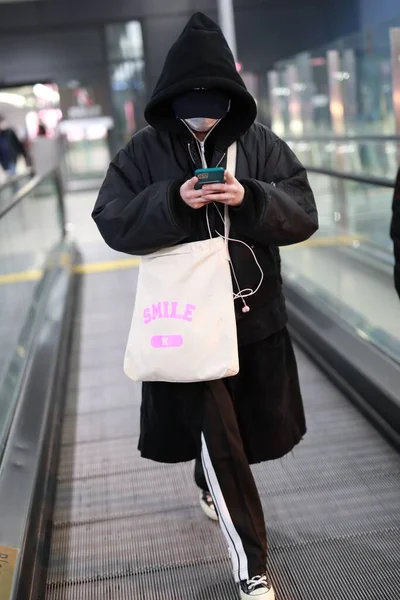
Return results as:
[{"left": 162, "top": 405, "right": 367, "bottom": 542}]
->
[
  {"left": 281, "top": 171, "right": 400, "bottom": 364},
  {"left": 0, "top": 172, "right": 65, "bottom": 457},
  {"left": 268, "top": 17, "right": 400, "bottom": 138},
  {"left": 286, "top": 137, "right": 400, "bottom": 181}
]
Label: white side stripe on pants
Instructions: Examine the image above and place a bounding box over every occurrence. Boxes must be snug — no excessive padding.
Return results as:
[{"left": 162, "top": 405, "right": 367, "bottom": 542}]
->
[{"left": 201, "top": 432, "right": 249, "bottom": 582}]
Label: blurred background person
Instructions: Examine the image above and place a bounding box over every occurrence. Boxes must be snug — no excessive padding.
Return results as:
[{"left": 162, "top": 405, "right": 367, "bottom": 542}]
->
[
  {"left": 0, "top": 114, "right": 27, "bottom": 177},
  {"left": 31, "top": 122, "right": 61, "bottom": 177}
]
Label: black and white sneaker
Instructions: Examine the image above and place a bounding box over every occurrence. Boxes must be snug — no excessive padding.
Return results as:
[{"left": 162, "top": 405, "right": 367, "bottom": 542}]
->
[
  {"left": 240, "top": 575, "right": 275, "bottom": 599},
  {"left": 199, "top": 490, "right": 218, "bottom": 521}
]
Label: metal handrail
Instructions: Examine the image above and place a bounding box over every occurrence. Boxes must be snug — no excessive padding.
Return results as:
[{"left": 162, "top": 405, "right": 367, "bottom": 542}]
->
[
  {"left": 286, "top": 135, "right": 400, "bottom": 143},
  {"left": 0, "top": 169, "right": 59, "bottom": 221},
  {"left": 304, "top": 166, "right": 395, "bottom": 188},
  {"left": 1, "top": 163, "right": 393, "bottom": 225},
  {"left": 0, "top": 169, "right": 32, "bottom": 194}
]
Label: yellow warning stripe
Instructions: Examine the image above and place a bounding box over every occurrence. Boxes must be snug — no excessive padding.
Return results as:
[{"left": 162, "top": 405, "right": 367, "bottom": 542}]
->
[
  {"left": 0, "top": 270, "right": 43, "bottom": 284},
  {"left": 73, "top": 258, "right": 140, "bottom": 274},
  {"left": 0, "top": 258, "right": 140, "bottom": 285},
  {"left": 0, "top": 234, "right": 368, "bottom": 285},
  {"left": 290, "top": 234, "right": 367, "bottom": 248}
]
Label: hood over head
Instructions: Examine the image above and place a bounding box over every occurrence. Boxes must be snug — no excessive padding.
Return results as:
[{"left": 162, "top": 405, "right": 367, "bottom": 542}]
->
[{"left": 145, "top": 12, "right": 257, "bottom": 143}]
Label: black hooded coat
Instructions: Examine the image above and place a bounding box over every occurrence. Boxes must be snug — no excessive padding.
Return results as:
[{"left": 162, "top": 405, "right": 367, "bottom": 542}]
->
[
  {"left": 391, "top": 169, "right": 400, "bottom": 299},
  {"left": 93, "top": 13, "right": 318, "bottom": 464}
]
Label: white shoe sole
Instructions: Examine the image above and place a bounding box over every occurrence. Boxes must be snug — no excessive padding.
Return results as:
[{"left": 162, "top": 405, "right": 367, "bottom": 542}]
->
[
  {"left": 240, "top": 585, "right": 275, "bottom": 600},
  {"left": 199, "top": 494, "right": 218, "bottom": 521}
]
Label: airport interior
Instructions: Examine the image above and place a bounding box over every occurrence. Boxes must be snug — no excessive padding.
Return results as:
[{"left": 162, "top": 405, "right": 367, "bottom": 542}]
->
[{"left": 0, "top": 1, "right": 399, "bottom": 599}]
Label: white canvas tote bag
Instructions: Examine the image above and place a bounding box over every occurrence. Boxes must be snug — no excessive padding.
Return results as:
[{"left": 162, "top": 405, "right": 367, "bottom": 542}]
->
[{"left": 124, "top": 142, "right": 239, "bottom": 383}]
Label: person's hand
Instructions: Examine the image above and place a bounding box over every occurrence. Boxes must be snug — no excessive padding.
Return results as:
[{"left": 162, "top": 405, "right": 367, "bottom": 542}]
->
[
  {"left": 201, "top": 171, "right": 245, "bottom": 206},
  {"left": 180, "top": 177, "right": 213, "bottom": 210}
]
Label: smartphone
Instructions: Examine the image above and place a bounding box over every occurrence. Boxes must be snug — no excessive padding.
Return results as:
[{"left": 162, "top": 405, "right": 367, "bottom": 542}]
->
[{"left": 194, "top": 167, "right": 225, "bottom": 190}]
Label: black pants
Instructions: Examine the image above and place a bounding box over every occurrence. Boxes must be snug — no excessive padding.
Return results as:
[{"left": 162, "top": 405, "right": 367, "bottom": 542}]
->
[
  {"left": 194, "top": 456, "right": 209, "bottom": 491},
  {"left": 194, "top": 379, "right": 267, "bottom": 582}
]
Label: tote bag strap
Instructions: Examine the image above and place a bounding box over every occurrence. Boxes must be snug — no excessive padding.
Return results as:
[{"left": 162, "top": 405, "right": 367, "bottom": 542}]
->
[{"left": 223, "top": 141, "right": 237, "bottom": 240}]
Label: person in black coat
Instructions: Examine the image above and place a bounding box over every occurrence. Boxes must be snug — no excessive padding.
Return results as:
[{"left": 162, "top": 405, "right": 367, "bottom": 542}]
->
[
  {"left": 391, "top": 168, "right": 400, "bottom": 299},
  {"left": 93, "top": 13, "right": 318, "bottom": 600},
  {"left": 0, "top": 115, "right": 27, "bottom": 176}
]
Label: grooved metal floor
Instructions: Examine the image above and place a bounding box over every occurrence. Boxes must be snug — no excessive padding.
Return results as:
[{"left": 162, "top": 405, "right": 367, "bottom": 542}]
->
[{"left": 45, "top": 267, "right": 400, "bottom": 600}]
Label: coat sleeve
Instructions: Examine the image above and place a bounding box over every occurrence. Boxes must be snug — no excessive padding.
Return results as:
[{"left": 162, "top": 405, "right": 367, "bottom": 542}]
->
[
  {"left": 92, "top": 141, "right": 194, "bottom": 255},
  {"left": 230, "top": 132, "right": 318, "bottom": 246},
  {"left": 390, "top": 168, "right": 400, "bottom": 299}
]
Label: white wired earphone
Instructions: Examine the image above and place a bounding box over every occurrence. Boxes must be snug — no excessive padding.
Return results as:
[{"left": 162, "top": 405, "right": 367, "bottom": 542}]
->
[{"left": 205, "top": 142, "right": 264, "bottom": 314}]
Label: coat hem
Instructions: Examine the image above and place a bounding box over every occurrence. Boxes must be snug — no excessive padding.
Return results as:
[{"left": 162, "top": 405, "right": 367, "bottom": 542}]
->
[{"left": 138, "top": 428, "right": 306, "bottom": 465}]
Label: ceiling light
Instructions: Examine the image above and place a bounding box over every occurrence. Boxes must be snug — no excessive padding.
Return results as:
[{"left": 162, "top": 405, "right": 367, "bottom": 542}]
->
[
  {"left": 33, "top": 84, "right": 60, "bottom": 103},
  {"left": 0, "top": 92, "right": 26, "bottom": 107}
]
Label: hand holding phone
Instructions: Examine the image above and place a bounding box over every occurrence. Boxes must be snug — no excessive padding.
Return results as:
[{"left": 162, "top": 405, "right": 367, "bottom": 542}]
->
[
  {"left": 180, "top": 176, "right": 215, "bottom": 210},
  {"left": 199, "top": 170, "right": 245, "bottom": 207},
  {"left": 180, "top": 169, "right": 243, "bottom": 209},
  {"left": 194, "top": 167, "right": 225, "bottom": 190}
]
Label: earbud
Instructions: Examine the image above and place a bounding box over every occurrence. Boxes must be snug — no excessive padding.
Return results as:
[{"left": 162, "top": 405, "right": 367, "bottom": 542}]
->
[{"left": 205, "top": 183, "right": 263, "bottom": 321}]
